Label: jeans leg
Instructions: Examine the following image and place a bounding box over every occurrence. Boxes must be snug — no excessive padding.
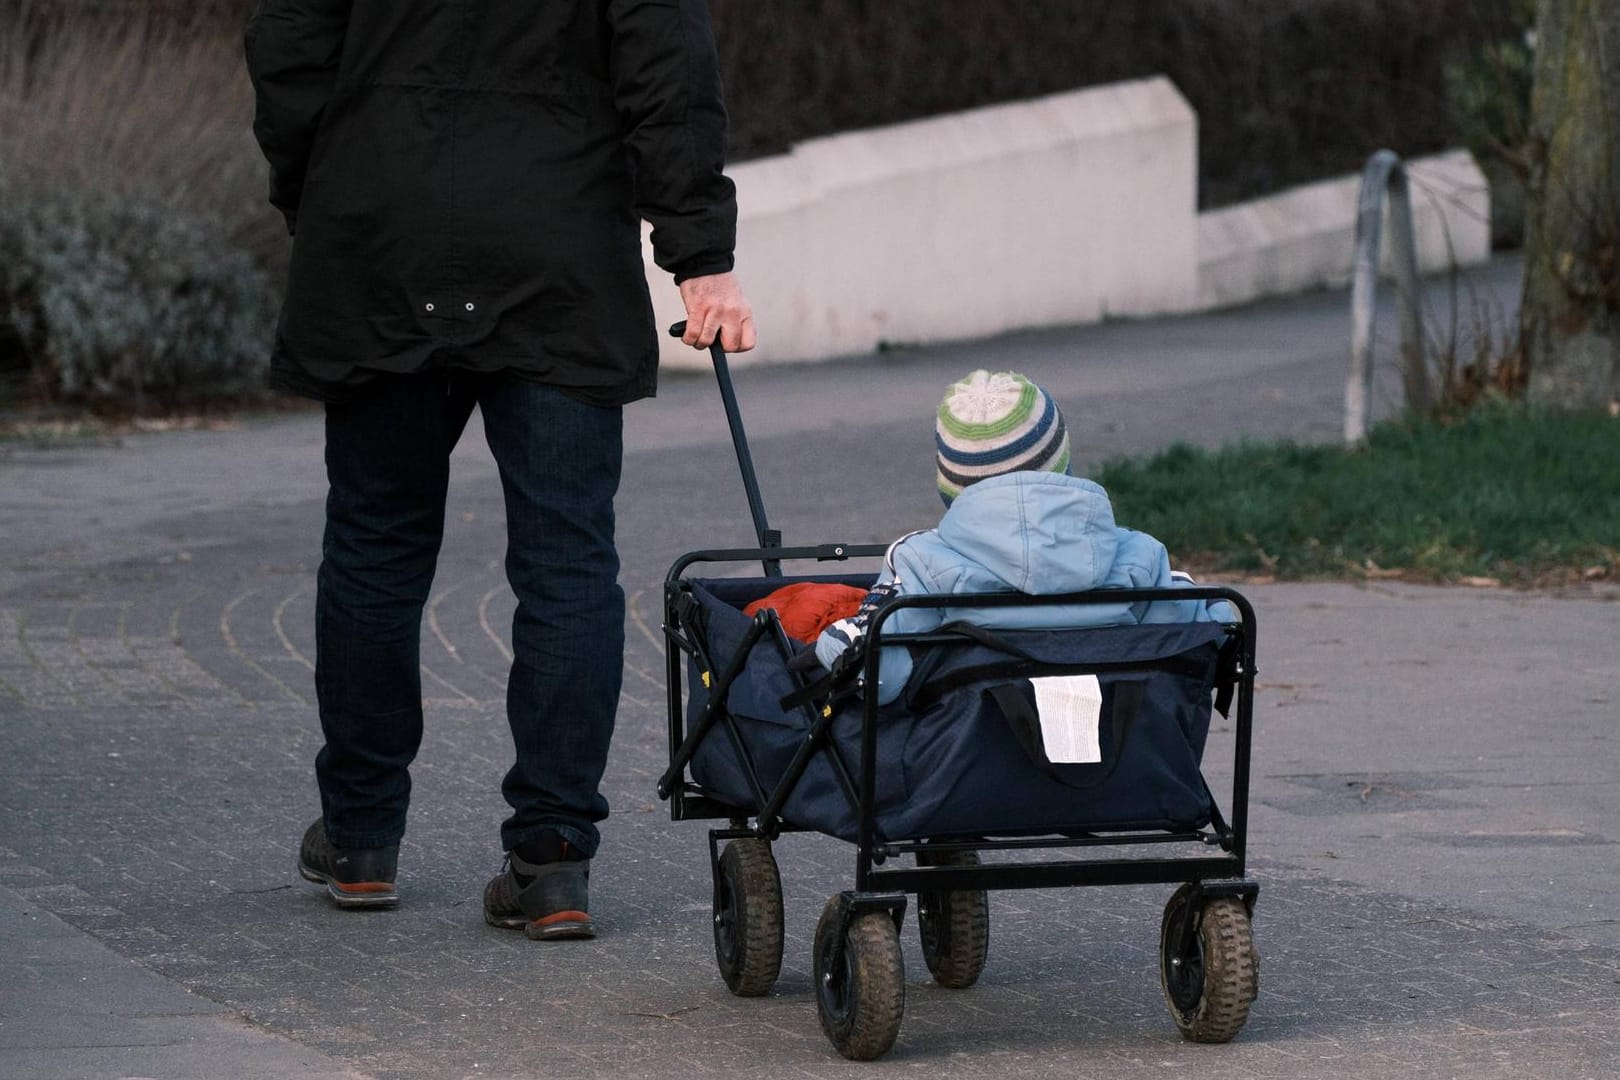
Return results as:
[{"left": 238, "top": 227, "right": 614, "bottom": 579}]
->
[
  {"left": 315, "top": 373, "right": 476, "bottom": 849},
  {"left": 479, "top": 376, "right": 624, "bottom": 857}
]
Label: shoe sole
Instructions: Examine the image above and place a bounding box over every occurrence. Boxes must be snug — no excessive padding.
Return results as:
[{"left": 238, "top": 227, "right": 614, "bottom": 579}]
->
[
  {"left": 298, "top": 862, "right": 399, "bottom": 909},
  {"left": 526, "top": 911, "right": 595, "bottom": 941},
  {"left": 484, "top": 908, "right": 595, "bottom": 940}
]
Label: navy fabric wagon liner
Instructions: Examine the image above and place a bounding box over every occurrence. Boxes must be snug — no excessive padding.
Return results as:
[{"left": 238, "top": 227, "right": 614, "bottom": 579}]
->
[{"left": 683, "top": 576, "right": 1231, "bottom": 844}]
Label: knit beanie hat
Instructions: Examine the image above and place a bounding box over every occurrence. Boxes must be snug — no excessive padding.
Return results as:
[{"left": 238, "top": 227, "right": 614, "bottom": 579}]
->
[{"left": 935, "top": 370, "right": 1071, "bottom": 505}]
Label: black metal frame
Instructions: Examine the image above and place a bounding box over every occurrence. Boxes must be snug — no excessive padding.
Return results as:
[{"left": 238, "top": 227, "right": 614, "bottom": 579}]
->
[
  {"left": 660, "top": 329, "right": 1259, "bottom": 941},
  {"left": 659, "top": 543, "right": 885, "bottom": 826},
  {"left": 660, "top": 545, "right": 1260, "bottom": 910}
]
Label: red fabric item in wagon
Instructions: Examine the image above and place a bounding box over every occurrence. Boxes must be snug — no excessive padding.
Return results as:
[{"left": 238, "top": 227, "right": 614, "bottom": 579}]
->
[{"left": 743, "top": 583, "right": 867, "bottom": 644}]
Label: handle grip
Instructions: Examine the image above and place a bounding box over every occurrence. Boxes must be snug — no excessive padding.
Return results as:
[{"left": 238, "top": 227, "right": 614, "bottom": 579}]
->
[{"left": 669, "top": 321, "right": 739, "bottom": 355}]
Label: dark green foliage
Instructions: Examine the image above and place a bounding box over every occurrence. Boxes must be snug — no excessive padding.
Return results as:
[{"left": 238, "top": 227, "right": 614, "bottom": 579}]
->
[
  {"left": 67, "top": 0, "right": 1518, "bottom": 209},
  {"left": 0, "top": 184, "right": 275, "bottom": 405},
  {"left": 710, "top": 0, "right": 1520, "bottom": 208},
  {"left": 1443, "top": 0, "right": 1535, "bottom": 246},
  {"left": 1444, "top": 0, "right": 1536, "bottom": 172},
  {"left": 1094, "top": 408, "right": 1620, "bottom": 583}
]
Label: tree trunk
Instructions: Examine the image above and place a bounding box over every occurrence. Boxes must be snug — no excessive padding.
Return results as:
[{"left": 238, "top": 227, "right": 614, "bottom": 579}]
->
[{"left": 1520, "top": 0, "right": 1620, "bottom": 408}]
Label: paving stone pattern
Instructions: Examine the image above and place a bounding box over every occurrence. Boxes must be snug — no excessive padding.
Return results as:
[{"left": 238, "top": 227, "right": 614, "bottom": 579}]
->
[{"left": 4, "top": 261, "right": 1618, "bottom": 1077}]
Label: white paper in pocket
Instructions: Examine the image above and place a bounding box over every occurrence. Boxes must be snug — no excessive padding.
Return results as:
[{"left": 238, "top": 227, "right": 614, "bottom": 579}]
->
[{"left": 1030, "top": 674, "right": 1104, "bottom": 764}]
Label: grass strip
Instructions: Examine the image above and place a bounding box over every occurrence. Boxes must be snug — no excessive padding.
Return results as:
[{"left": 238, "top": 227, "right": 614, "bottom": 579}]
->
[{"left": 1094, "top": 405, "right": 1620, "bottom": 585}]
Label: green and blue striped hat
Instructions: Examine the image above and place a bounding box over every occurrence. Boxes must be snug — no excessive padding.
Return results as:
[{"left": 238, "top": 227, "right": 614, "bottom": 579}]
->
[{"left": 935, "top": 370, "right": 1071, "bottom": 505}]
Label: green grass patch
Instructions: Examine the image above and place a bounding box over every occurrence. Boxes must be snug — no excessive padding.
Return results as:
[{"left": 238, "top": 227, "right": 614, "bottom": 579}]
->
[{"left": 1094, "top": 406, "right": 1620, "bottom": 585}]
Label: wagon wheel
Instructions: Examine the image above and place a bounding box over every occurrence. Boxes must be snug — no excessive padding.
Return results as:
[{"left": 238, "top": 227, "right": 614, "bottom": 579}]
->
[
  {"left": 916, "top": 848, "right": 989, "bottom": 989},
  {"left": 1158, "top": 883, "right": 1259, "bottom": 1043},
  {"left": 813, "top": 896, "right": 905, "bottom": 1060},
  {"left": 713, "top": 839, "right": 783, "bottom": 996}
]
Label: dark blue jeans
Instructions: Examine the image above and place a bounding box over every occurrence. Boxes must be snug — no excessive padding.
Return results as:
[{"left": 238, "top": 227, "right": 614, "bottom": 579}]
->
[{"left": 314, "top": 371, "right": 623, "bottom": 857}]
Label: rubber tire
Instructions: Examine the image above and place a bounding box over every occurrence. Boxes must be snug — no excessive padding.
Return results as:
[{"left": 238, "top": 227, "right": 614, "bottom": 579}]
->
[
  {"left": 915, "top": 849, "right": 989, "bottom": 989},
  {"left": 813, "top": 897, "right": 905, "bottom": 1061},
  {"left": 713, "top": 839, "right": 784, "bottom": 997},
  {"left": 1158, "top": 884, "right": 1259, "bottom": 1043}
]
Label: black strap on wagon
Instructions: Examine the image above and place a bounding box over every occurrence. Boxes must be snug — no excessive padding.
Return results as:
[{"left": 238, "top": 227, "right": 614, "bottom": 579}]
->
[
  {"left": 912, "top": 620, "right": 1242, "bottom": 717},
  {"left": 669, "top": 322, "right": 782, "bottom": 577},
  {"left": 778, "top": 613, "right": 1198, "bottom": 715},
  {"left": 779, "top": 612, "right": 1243, "bottom": 731},
  {"left": 777, "top": 635, "right": 868, "bottom": 714}
]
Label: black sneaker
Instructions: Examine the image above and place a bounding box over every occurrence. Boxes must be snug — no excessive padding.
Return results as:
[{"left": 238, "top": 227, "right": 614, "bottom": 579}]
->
[
  {"left": 297, "top": 820, "right": 399, "bottom": 909},
  {"left": 482, "top": 831, "right": 593, "bottom": 940}
]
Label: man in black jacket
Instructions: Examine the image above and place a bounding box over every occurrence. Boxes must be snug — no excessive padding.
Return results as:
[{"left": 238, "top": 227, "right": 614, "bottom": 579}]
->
[{"left": 246, "top": 0, "right": 754, "bottom": 940}]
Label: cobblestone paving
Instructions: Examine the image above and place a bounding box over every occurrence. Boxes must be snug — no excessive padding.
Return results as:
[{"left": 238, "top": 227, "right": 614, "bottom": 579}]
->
[
  {"left": 4, "top": 266, "right": 1618, "bottom": 1077},
  {"left": 3, "top": 465, "right": 1618, "bottom": 1079}
]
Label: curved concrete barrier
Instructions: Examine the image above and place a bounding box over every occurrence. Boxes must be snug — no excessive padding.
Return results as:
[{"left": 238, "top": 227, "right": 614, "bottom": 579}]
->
[
  {"left": 1198, "top": 149, "right": 1491, "bottom": 312},
  {"left": 650, "top": 77, "right": 1198, "bottom": 370},
  {"left": 646, "top": 80, "right": 1490, "bottom": 371}
]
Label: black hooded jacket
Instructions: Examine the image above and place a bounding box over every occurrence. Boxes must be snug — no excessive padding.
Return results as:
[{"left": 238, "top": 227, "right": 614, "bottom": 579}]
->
[{"left": 244, "top": 0, "right": 737, "bottom": 404}]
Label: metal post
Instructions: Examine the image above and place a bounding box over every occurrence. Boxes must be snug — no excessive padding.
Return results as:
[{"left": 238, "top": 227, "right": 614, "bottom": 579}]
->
[{"left": 1346, "top": 149, "right": 1428, "bottom": 444}]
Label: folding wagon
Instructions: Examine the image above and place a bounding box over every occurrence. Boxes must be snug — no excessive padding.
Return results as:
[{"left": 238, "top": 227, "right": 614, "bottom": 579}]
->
[{"left": 657, "top": 331, "right": 1261, "bottom": 1060}]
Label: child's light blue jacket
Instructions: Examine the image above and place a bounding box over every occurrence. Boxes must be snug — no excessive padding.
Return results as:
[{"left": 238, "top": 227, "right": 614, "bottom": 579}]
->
[{"left": 814, "top": 471, "right": 1233, "bottom": 704}]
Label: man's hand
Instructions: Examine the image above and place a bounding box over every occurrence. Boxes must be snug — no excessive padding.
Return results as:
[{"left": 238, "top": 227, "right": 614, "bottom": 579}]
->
[{"left": 678, "top": 272, "right": 756, "bottom": 352}]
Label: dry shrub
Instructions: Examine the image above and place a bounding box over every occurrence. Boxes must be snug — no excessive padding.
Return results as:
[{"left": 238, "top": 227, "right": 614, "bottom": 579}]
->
[
  {"left": 1429, "top": 286, "right": 1529, "bottom": 413},
  {"left": 0, "top": 6, "right": 283, "bottom": 407}
]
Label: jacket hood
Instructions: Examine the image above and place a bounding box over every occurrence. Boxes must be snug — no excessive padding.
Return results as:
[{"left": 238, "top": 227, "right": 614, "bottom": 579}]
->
[{"left": 934, "top": 472, "right": 1119, "bottom": 593}]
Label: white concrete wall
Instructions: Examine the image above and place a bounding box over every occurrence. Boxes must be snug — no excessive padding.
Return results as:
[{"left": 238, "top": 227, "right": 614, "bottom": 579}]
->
[
  {"left": 646, "top": 77, "right": 1199, "bottom": 371},
  {"left": 1196, "top": 149, "right": 1491, "bottom": 310},
  {"left": 642, "top": 78, "right": 1492, "bottom": 370}
]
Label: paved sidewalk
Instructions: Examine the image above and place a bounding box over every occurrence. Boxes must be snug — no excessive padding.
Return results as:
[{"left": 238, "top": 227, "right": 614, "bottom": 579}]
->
[{"left": 3, "top": 256, "right": 1618, "bottom": 1079}]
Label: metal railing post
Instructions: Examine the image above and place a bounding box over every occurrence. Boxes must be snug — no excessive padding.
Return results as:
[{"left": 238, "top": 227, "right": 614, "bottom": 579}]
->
[{"left": 1346, "top": 149, "right": 1428, "bottom": 444}]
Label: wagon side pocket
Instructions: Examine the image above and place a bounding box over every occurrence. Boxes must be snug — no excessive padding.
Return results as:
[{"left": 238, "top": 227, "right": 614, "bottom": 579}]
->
[{"left": 986, "top": 678, "right": 1146, "bottom": 789}]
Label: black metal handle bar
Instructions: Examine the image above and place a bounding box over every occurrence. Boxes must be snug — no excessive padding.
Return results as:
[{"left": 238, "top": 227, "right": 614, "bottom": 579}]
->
[{"left": 669, "top": 321, "right": 779, "bottom": 576}]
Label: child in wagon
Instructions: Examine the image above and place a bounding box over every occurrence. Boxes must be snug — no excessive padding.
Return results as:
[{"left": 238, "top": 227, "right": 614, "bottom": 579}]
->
[{"left": 805, "top": 369, "right": 1231, "bottom": 704}]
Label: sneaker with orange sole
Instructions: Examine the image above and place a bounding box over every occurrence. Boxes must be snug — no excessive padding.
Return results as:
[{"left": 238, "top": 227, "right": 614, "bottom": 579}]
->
[
  {"left": 482, "top": 832, "right": 593, "bottom": 940},
  {"left": 297, "top": 820, "right": 399, "bottom": 909}
]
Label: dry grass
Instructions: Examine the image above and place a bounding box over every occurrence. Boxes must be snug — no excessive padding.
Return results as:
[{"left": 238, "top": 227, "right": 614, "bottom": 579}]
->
[
  {"left": 0, "top": 6, "right": 284, "bottom": 408},
  {"left": 0, "top": 6, "right": 283, "bottom": 265}
]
